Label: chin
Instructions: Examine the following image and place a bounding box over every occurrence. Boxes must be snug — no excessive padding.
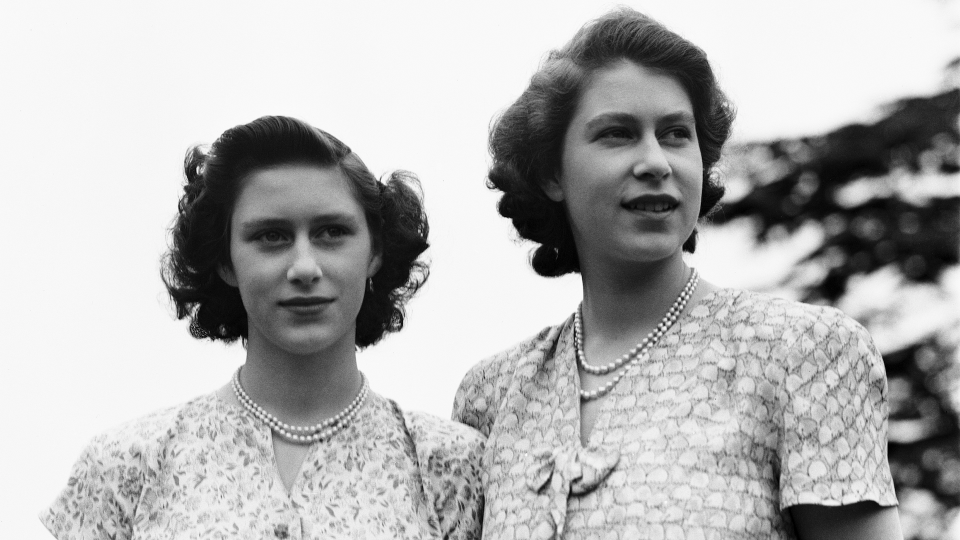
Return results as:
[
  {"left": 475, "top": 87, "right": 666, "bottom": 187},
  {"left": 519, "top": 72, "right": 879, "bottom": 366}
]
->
[
  {"left": 620, "top": 240, "right": 685, "bottom": 263},
  {"left": 273, "top": 330, "right": 348, "bottom": 357}
]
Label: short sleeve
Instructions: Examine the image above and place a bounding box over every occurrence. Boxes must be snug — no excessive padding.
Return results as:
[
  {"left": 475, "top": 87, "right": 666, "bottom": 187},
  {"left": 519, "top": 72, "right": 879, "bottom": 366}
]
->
[
  {"left": 404, "top": 411, "right": 485, "bottom": 540},
  {"left": 778, "top": 310, "right": 898, "bottom": 509},
  {"left": 452, "top": 363, "right": 494, "bottom": 436},
  {"left": 40, "top": 434, "right": 144, "bottom": 540},
  {"left": 452, "top": 329, "right": 554, "bottom": 437}
]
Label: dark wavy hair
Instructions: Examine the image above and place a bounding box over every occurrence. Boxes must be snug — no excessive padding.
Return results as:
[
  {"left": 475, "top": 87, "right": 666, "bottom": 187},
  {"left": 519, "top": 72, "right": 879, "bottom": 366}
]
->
[
  {"left": 489, "top": 8, "right": 736, "bottom": 277},
  {"left": 161, "top": 115, "right": 429, "bottom": 348}
]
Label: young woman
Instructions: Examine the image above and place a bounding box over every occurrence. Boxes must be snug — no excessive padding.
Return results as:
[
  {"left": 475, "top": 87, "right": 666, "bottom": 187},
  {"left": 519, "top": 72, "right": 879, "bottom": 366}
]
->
[
  {"left": 454, "top": 9, "right": 901, "bottom": 539},
  {"left": 43, "top": 116, "right": 483, "bottom": 539}
]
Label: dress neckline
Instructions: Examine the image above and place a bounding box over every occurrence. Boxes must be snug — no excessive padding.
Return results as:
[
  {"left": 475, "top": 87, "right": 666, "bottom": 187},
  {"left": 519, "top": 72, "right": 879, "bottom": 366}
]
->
[
  {"left": 569, "top": 287, "right": 736, "bottom": 450},
  {"left": 211, "top": 386, "right": 382, "bottom": 497}
]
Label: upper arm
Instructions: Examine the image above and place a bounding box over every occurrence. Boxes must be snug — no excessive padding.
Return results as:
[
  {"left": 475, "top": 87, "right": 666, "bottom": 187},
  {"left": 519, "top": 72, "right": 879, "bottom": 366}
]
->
[
  {"left": 452, "top": 365, "right": 484, "bottom": 431},
  {"left": 40, "top": 435, "right": 142, "bottom": 540},
  {"left": 404, "top": 412, "right": 485, "bottom": 540},
  {"left": 452, "top": 358, "right": 503, "bottom": 437},
  {"left": 790, "top": 502, "right": 903, "bottom": 540},
  {"left": 428, "top": 425, "right": 485, "bottom": 540},
  {"left": 778, "top": 312, "right": 898, "bottom": 508},
  {"left": 438, "top": 447, "right": 485, "bottom": 540}
]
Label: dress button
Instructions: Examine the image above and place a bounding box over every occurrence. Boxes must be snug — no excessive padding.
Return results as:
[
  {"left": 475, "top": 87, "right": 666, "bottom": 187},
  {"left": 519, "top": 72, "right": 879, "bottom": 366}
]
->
[{"left": 274, "top": 524, "right": 290, "bottom": 539}]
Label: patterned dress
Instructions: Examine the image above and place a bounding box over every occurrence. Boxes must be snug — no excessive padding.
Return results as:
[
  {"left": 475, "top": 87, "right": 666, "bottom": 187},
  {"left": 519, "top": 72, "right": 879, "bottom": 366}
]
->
[
  {"left": 42, "top": 390, "right": 484, "bottom": 540},
  {"left": 453, "top": 288, "right": 897, "bottom": 540}
]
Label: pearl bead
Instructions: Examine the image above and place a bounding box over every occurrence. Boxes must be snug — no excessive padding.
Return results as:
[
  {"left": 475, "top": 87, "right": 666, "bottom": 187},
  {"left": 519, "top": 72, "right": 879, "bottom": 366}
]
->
[
  {"left": 231, "top": 367, "right": 368, "bottom": 445},
  {"left": 577, "top": 269, "right": 700, "bottom": 400}
]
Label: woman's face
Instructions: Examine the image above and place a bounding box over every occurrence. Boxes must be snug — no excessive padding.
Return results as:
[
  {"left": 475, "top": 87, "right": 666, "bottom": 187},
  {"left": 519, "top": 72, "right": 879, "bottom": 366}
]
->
[
  {"left": 544, "top": 60, "right": 703, "bottom": 273},
  {"left": 219, "top": 164, "right": 381, "bottom": 358}
]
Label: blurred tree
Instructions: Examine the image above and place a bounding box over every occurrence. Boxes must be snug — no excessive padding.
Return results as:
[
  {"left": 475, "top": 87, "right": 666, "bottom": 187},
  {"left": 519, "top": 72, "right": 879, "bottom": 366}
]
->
[{"left": 709, "top": 65, "right": 959, "bottom": 539}]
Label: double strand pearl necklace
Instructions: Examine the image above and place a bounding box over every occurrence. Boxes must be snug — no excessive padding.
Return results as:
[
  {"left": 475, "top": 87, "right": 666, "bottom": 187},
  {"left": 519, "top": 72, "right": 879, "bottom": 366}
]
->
[
  {"left": 576, "top": 268, "right": 700, "bottom": 401},
  {"left": 232, "top": 367, "right": 369, "bottom": 445}
]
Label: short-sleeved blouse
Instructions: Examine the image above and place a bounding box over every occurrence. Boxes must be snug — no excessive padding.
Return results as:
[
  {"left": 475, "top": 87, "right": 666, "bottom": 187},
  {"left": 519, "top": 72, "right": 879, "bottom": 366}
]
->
[
  {"left": 42, "top": 389, "right": 484, "bottom": 540},
  {"left": 453, "top": 288, "right": 897, "bottom": 540}
]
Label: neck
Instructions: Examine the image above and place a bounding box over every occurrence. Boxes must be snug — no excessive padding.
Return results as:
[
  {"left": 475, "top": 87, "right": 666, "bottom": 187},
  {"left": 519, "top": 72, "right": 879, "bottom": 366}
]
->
[
  {"left": 239, "top": 336, "right": 362, "bottom": 425},
  {"left": 579, "top": 254, "right": 692, "bottom": 342}
]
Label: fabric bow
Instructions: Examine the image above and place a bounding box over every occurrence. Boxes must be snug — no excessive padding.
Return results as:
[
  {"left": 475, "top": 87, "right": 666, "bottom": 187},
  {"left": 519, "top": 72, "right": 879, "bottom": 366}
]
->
[{"left": 524, "top": 446, "right": 620, "bottom": 539}]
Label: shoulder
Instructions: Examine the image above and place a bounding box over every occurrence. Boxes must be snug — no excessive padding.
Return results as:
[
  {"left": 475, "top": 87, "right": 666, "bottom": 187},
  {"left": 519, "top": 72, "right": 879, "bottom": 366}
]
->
[
  {"left": 716, "top": 289, "right": 886, "bottom": 395},
  {"left": 85, "top": 393, "right": 221, "bottom": 460},
  {"left": 41, "top": 394, "right": 221, "bottom": 539},
  {"left": 730, "top": 293, "right": 900, "bottom": 507},
  {"left": 458, "top": 319, "right": 568, "bottom": 394},
  {"left": 402, "top": 410, "right": 485, "bottom": 461},
  {"left": 452, "top": 319, "right": 568, "bottom": 432},
  {"left": 400, "top": 409, "right": 485, "bottom": 540},
  {"left": 715, "top": 288, "right": 844, "bottom": 322},
  {"left": 714, "top": 288, "right": 874, "bottom": 349},
  {"left": 58, "top": 394, "right": 222, "bottom": 487}
]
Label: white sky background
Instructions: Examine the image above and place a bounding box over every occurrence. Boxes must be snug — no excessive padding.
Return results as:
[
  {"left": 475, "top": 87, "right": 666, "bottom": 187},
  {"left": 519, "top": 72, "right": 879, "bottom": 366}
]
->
[{"left": 1, "top": 0, "right": 957, "bottom": 536}]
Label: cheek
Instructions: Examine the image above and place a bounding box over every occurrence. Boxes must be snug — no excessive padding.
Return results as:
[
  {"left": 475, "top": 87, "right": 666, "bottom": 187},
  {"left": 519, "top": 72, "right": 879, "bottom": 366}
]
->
[
  {"left": 229, "top": 250, "right": 273, "bottom": 295},
  {"left": 681, "top": 159, "right": 704, "bottom": 196},
  {"left": 561, "top": 166, "right": 605, "bottom": 203}
]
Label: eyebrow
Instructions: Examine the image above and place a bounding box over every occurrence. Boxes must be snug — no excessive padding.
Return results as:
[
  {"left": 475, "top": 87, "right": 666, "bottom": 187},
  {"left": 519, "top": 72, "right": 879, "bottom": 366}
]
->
[
  {"left": 584, "top": 112, "right": 636, "bottom": 131},
  {"left": 659, "top": 111, "right": 696, "bottom": 125},
  {"left": 584, "top": 111, "right": 696, "bottom": 131},
  {"left": 238, "top": 214, "right": 360, "bottom": 233}
]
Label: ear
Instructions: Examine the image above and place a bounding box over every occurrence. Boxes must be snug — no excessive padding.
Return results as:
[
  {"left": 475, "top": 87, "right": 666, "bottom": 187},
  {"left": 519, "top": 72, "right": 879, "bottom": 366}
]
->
[
  {"left": 217, "top": 264, "right": 239, "bottom": 287},
  {"left": 540, "top": 174, "right": 565, "bottom": 203},
  {"left": 367, "top": 250, "right": 383, "bottom": 278}
]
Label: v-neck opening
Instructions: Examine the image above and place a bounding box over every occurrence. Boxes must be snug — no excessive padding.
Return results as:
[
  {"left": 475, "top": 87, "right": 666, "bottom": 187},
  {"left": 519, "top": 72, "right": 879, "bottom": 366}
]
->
[
  {"left": 572, "top": 288, "right": 730, "bottom": 450},
  {"left": 271, "top": 436, "right": 319, "bottom": 496},
  {"left": 211, "top": 393, "right": 318, "bottom": 499}
]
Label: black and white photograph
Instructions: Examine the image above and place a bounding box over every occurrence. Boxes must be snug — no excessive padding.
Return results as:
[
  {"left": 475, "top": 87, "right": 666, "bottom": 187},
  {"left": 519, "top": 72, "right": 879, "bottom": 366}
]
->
[{"left": 2, "top": 1, "right": 958, "bottom": 538}]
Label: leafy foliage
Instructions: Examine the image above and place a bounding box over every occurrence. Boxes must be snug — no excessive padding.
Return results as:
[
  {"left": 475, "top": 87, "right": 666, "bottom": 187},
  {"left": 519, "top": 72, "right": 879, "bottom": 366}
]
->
[{"left": 710, "top": 83, "right": 959, "bottom": 538}]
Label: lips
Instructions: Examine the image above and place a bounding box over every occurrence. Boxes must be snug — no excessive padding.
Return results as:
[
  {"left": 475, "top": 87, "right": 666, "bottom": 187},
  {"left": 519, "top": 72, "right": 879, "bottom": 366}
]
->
[
  {"left": 278, "top": 297, "right": 333, "bottom": 308},
  {"left": 622, "top": 194, "right": 680, "bottom": 213}
]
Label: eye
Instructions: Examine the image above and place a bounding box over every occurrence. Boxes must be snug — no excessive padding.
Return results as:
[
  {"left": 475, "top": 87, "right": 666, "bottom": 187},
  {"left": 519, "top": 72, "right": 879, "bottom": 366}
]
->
[
  {"left": 316, "top": 225, "right": 352, "bottom": 241},
  {"left": 252, "top": 229, "right": 289, "bottom": 245},
  {"left": 598, "top": 127, "right": 632, "bottom": 140},
  {"left": 324, "top": 226, "right": 347, "bottom": 238},
  {"left": 661, "top": 127, "right": 693, "bottom": 141}
]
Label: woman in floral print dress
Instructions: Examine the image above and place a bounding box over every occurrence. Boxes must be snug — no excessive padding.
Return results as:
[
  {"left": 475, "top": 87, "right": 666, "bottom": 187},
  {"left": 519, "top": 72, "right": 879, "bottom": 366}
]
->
[
  {"left": 453, "top": 9, "right": 901, "bottom": 540},
  {"left": 42, "top": 116, "right": 483, "bottom": 540}
]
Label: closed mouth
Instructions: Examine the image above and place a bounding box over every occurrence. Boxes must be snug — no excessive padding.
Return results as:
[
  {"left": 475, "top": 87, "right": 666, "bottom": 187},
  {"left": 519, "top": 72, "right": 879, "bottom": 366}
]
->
[{"left": 278, "top": 297, "right": 333, "bottom": 307}]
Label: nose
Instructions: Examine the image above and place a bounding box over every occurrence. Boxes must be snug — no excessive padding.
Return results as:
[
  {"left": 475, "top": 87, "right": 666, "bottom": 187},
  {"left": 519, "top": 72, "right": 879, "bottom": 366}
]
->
[
  {"left": 631, "top": 137, "right": 671, "bottom": 180},
  {"left": 287, "top": 241, "right": 322, "bottom": 284}
]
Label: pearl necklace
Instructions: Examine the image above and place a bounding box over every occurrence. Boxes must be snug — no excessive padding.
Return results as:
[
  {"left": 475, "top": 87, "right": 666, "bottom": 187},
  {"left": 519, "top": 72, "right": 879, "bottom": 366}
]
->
[
  {"left": 576, "top": 268, "right": 699, "bottom": 401},
  {"left": 232, "top": 367, "right": 369, "bottom": 444}
]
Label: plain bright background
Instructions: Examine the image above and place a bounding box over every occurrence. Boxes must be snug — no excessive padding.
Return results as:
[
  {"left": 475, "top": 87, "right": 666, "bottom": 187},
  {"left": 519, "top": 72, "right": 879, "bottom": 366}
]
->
[{"left": 2, "top": 0, "right": 957, "bottom": 536}]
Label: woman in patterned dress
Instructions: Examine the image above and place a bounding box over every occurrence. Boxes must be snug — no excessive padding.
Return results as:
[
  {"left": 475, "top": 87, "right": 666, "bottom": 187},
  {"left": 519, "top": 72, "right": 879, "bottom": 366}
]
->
[
  {"left": 453, "top": 9, "right": 901, "bottom": 540},
  {"left": 42, "top": 116, "right": 483, "bottom": 540}
]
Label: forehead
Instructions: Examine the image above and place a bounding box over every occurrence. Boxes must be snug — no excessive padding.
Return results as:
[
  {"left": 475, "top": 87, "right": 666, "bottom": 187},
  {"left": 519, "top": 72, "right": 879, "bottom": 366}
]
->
[
  {"left": 232, "top": 164, "right": 363, "bottom": 218},
  {"left": 574, "top": 60, "right": 694, "bottom": 119}
]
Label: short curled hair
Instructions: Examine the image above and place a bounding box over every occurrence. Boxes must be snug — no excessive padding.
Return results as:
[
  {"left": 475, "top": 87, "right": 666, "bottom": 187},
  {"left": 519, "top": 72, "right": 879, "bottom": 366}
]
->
[
  {"left": 489, "top": 8, "right": 736, "bottom": 276},
  {"left": 162, "top": 116, "right": 429, "bottom": 348}
]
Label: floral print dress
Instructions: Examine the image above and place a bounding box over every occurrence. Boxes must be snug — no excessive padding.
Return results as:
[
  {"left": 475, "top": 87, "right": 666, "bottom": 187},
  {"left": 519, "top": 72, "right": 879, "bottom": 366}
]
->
[
  {"left": 453, "top": 288, "right": 897, "bottom": 539},
  {"left": 42, "top": 390, "right": 484, "bottom": 540}
]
